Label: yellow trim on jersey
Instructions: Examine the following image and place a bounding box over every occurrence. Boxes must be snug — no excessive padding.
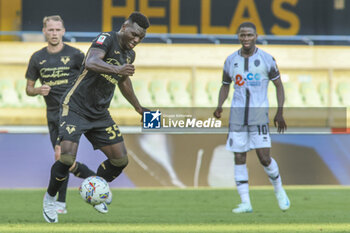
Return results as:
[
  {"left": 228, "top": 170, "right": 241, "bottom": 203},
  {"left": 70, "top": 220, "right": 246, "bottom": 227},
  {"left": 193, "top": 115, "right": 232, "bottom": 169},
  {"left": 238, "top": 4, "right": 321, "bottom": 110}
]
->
[
  {"left": 62, "top": 104, "right": 69, "bottom": 117},
  {"left": 62, "top": 69, "right": 88, "bottom": 116},
  {"left": 55, "top": 176, "right": 67, "bottom": 182}
]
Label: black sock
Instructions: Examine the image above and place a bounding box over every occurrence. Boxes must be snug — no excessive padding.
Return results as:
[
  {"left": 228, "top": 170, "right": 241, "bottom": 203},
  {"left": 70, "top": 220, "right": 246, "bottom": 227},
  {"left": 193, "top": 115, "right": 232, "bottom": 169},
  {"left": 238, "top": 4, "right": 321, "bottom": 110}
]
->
[
  {"left": 71, "top": 162, "right": 96, "bottom": 178},
  {"left": 97, "top": 159, "right": 126, "bottom": 182},
  {"left": 57, "top": 174, "right": 69, "bottom": 203},
  {"left": 47, "top": 161, "right": 70, "bottom": 197}
]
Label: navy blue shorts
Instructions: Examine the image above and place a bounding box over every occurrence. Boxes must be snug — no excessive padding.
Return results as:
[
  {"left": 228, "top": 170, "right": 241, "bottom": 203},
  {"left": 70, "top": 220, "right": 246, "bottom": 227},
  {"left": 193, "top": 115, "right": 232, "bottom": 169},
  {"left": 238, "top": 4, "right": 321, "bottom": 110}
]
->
[
  {"left": 47, "top": 109, "right": 60, "bottom": 148},
  {"left": 58, "top": 109, "right": 123, "bottom": 150}
]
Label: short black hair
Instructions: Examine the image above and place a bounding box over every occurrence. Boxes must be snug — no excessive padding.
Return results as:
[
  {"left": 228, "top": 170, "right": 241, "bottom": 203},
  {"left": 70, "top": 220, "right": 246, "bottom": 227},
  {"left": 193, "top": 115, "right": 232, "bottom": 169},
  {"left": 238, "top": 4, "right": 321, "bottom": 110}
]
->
[
  {"left": 237, "top": 22, "right": 256, "bottom": 33},
  {"left": 128, "top": 12, "right": 150, "bottom": 29}
]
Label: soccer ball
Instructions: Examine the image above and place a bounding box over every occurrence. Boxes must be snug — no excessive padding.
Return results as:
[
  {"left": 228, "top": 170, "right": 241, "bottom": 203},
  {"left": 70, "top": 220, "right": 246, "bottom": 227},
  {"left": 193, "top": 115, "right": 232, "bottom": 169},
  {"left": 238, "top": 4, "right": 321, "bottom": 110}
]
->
[{"left": 79, "top": 176, "right": 110, "bottom": 205}]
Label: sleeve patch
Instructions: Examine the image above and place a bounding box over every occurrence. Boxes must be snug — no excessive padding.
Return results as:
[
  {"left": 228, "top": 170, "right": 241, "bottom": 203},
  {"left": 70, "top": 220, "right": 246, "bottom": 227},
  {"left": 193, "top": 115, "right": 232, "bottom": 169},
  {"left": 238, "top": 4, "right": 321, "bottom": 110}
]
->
[{"left": 96, "top": 35, "right": 107, "bottom": 45}]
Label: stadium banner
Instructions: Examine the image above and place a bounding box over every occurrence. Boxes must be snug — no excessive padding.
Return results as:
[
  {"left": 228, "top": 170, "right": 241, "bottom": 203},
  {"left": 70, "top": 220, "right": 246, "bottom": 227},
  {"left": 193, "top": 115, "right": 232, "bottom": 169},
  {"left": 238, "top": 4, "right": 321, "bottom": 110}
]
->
[
  {"left": 21, "top": 0, "right": 350, "bottom": 35},
  {"left": 0, "top": 133, "right": 347, "bottom": 188}
]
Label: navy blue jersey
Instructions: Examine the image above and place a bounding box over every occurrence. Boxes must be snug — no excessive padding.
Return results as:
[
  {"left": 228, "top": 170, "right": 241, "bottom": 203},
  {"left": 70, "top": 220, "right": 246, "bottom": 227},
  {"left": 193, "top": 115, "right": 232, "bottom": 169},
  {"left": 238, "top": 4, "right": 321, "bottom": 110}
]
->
[
  {"left": 62, "top": 32, "right": 135, "bottom": 119},
  {"left": 25, "top": 44, "right": 84, "bottom": 111}
]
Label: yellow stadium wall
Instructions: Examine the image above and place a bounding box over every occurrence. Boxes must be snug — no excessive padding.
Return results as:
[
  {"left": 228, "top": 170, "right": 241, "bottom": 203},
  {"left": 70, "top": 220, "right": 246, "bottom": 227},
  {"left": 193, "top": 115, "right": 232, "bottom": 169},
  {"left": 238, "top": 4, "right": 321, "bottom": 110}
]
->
[
  {"left": 1, "top": 42, "right": 350, "bottom": 68},
  {"left": 0, "top": 0, "right": 21, "bottom": 41}
]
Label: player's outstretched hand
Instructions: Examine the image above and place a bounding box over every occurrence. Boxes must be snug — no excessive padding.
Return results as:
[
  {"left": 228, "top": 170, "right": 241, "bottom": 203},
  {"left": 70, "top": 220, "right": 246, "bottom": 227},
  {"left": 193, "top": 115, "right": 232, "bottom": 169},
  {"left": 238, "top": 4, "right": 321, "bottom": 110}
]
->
[
  {"left": 213, "top": 107, "right": 223, "bottom": 119},
  {"left": 117, "top": 64, "right": 135, "bottom": 76},
  {"left": 274, "top": 112, "right": 287, "bottom": 133},
  {"left": 136, "top": 107, "right": 151, "bottom": 122},
  {"left": 39, "top": 84, "right": 51, "bottom": 96}
]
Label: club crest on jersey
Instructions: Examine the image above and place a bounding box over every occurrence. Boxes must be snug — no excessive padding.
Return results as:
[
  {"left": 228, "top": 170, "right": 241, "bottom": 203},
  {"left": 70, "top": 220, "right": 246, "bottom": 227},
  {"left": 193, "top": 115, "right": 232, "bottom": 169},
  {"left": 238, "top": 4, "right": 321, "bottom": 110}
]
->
[
  {"left": 106, "top": 58, "right": 121, "bottom": 66},
  {"left": 254, "top": 59, "right": 260, "bottom": 67},
  {"left": 61, "top": 56, "right": 70, "bottom": 65},
  {"left": 96, "top": 35, "right": 107, "bottom": 45},
  {"left": 66, "top": 125, "right": 76, "bottom": 134}
]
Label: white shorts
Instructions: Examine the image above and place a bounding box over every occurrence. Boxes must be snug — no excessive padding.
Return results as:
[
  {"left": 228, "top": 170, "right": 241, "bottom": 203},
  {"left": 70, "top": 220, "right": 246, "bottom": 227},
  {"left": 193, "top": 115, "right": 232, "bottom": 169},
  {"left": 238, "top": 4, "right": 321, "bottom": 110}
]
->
[{"left": 225, "top": 124, "right": 271, "bottom": 152}]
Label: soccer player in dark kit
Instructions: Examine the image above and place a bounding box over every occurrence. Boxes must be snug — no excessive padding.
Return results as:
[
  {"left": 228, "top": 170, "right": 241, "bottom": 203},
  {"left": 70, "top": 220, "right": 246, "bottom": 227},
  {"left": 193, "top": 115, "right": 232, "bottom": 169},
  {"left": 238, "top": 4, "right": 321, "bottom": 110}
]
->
[
  {"left": 42, "top": 12, "right": 150, "bottom": 223},
  {"left": 25, "top": 15, "right": 95, "bottom": 216}
]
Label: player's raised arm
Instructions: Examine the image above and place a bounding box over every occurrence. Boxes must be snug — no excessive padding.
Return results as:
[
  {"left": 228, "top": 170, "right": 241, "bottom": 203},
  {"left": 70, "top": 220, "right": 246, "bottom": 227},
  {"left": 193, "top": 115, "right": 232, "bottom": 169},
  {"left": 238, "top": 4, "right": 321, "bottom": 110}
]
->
[
  {"left": 272, "top": 78, "right": 287, "bottom": 133},
  {"left": 85, "top": 48, "right": 135, "bottom": 76}
]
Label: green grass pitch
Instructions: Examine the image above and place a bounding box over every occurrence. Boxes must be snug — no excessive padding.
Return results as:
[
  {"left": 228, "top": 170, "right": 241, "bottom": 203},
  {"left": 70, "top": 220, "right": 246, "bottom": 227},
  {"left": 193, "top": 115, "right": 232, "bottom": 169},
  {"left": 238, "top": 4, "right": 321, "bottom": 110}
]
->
[{"left": 0, "top": 186, "right": 349, "bottom": 233}]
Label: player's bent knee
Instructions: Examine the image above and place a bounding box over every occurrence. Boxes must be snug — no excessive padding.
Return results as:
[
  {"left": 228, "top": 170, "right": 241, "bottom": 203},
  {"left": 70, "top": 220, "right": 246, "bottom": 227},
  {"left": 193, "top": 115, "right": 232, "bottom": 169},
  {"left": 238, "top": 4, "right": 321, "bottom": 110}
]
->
[
  {"left": 59, "top": 153, "right": 76, "bottom": 166},
  {"left": 110, "top": 156, "right": 128, "bottom": 168},
  {"left": 97, "top": 157, "right": 128, "bottom": 182},
  {"left": 259, "top": 157, "right": 271, "bottom": 167}
]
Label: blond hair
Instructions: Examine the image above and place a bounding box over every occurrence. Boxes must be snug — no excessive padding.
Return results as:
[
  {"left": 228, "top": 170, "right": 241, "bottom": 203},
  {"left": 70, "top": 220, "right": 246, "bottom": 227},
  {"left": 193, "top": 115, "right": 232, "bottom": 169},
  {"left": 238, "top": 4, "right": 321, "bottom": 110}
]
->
[{"left": 43, "top": 15, "right": 65, "bottom": 28}]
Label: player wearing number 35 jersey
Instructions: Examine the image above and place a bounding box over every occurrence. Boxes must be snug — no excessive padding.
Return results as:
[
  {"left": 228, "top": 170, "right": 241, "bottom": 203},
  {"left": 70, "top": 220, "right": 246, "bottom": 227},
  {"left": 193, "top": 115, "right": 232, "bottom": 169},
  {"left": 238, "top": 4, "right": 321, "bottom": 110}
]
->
[
  {"left": 214, "top": 22, "right": 290, "bottom": 214},
  {"left": 43, "top": 12, "right": 150, "bottom": 223}
]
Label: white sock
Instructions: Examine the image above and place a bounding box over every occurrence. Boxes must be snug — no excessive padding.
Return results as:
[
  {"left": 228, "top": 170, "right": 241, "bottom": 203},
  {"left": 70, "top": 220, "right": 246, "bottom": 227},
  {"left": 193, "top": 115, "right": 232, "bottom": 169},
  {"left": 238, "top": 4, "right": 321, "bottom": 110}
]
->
[
  {"left": 234, "top": 164, "right": 251, "bottom": 205},
  {"left": 45, "top": 192, "right": 56, "bottom": 201},
  {"left": 263, "top": 158, "right": 283, "bottom": 193},
  {"left": 56, "top": 201, "right": 66, "bottom": 207}
]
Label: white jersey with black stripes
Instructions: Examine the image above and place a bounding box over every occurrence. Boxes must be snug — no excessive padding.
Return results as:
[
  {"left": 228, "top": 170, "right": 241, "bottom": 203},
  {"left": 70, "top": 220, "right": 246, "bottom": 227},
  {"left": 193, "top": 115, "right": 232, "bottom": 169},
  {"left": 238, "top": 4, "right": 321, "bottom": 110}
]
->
[{"left": 222, "top": 48, "right": 280, "bottom": 125}]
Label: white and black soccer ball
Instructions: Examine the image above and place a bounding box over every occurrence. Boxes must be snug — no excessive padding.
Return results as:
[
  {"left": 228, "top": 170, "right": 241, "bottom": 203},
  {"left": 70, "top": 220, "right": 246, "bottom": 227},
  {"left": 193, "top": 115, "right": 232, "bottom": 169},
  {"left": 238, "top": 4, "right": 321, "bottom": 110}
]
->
[{"left": 79, "top": 176, "right": 110, "bottom": 205}]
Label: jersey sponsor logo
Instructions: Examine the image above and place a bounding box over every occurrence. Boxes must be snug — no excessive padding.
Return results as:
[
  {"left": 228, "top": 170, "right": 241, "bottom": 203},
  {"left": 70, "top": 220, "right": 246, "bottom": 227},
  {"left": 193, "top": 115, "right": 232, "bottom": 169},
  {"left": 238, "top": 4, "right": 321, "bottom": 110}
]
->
[
  {"left": 96, "top": 35, "right": 106, "bottom": 45},
  {"left": 247, "top": 73, "right": 261, "bottom": 81},
  {"left": 43, "top": 79, "right": 68, "bottom": 86},
  {"left": 100, "top": 74, "right": 118, "bottom": 85},
  {"left": 235, "top": 73, "right": 262, "bottom": 86},
  {"left": 106, "top": 58, "right": 121, "bottom": 66},
  {"left": 40, "top": 67, "right": 70, "bottom": 78},
  {"left": 39, "top": 59, "right": 47, "bottom": 65},
  {"left": 60, "top": 56, "right": 70, "bottom": 65},
  {"left": 235, "top": 74, "right": 245, "bottom": 86},
  {"left": 143, "top": 110, "right": 162, "bottom": 129}
]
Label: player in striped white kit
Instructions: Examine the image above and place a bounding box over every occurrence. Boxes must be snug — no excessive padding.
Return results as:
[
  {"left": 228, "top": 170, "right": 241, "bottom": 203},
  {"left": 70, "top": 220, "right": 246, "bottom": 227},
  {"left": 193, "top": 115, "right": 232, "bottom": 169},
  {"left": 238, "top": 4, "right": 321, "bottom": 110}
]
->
[{"left": 214, "top": 22, "right": 290, "bottom": 213}]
